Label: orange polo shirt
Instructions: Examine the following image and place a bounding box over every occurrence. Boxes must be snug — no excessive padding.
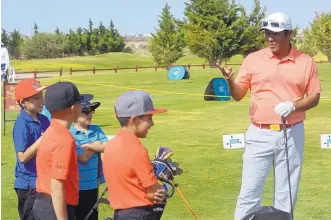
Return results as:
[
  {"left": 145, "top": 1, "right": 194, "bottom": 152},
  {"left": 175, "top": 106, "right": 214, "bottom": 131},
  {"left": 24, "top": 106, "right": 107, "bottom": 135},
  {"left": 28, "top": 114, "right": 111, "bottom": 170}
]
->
[
  {"left": 103, "top": 129, "right": 157, "bottom": 210},
  {"left": 235, "top": 46, "right": 321, "bottom": 124},
  {"left": 36, "top": 120, "right": 79, "bottom": 205}
]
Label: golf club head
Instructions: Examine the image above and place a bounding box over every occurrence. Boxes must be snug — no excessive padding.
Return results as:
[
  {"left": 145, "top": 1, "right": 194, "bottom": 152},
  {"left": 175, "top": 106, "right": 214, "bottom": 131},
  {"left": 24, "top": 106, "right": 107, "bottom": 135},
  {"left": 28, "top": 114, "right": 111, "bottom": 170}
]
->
[
  {"left": 170, "top": 162, "right": 183, "bottom": 176},
  {"left": 156, "top": 146, "right": 174, "bottom": 160}
]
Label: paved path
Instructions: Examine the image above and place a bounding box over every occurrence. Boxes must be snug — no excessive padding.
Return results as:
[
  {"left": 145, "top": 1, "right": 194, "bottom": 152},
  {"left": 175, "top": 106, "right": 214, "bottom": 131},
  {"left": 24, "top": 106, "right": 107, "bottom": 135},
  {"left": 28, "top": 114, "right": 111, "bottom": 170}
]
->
[{"left": 15, "top": 72, "right": 59, "bottom": 80}]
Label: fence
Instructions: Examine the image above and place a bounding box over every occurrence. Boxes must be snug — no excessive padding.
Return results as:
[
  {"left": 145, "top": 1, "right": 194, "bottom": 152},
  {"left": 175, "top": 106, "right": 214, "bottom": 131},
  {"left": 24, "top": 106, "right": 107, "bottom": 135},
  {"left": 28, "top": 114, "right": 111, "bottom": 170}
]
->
[
  {"left": 13, "top": 60, "right": 330, "bottom": 79},
  {"left": 14, "top": 63, "right": 235, "bottom": 78}
]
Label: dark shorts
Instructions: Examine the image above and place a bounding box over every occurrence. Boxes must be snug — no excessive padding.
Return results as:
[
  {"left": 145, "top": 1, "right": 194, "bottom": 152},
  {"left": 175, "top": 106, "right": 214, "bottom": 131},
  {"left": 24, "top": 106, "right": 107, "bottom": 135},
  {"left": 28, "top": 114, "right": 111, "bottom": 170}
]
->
[
  {"left": 32, "top": 192, "right": 75, "bottom": 220},
  {"left": 74, "top": 188, "right": 98, "bottom": 220},
  {"left": 15, "top": 188, "right": 37, "bottom": 220},
  {"left": 113, "top": 204, "right": 167, "bottom": 220},
  {"left": 114, "top": 206, "right": 155, "bottom": 220}
]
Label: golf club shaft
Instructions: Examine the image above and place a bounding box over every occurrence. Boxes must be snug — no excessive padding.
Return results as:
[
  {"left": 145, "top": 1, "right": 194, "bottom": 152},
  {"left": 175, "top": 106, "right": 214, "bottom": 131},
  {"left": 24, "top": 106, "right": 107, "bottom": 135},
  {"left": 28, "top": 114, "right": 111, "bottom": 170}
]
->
[
  {"left": 282, "top": 117, "right": 294, "bottom": 220},
  {"left": 84, "top": 187, "right": 108, "bottom": 220},
  {"left": 175, "top": 186, "right": 199, "bottom": 220}
]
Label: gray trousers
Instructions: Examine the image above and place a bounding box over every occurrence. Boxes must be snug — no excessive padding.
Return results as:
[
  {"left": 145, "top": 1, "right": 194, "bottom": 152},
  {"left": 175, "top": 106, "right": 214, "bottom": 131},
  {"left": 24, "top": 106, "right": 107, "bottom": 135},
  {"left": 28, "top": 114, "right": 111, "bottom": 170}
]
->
[{"left": 234, "top": 122, "right": 304, "bottom": 220}]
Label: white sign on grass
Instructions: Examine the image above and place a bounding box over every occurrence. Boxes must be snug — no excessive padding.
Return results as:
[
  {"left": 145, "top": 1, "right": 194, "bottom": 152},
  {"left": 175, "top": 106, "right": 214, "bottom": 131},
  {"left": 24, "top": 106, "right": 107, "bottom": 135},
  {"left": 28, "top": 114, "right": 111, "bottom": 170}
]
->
[
  {"left": 223, "top": 133, "right": 245, "bottom": 149},
  {"left": 320, "top": 134, "right": 331, "bottom": 148}
]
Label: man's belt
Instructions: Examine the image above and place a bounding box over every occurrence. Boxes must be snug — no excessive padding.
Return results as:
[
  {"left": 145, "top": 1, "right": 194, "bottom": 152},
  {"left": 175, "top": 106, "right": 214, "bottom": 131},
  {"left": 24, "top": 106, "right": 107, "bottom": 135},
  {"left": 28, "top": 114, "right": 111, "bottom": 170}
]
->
[{"left": 252, "top": 121, "right": 302, "bottom": 131}]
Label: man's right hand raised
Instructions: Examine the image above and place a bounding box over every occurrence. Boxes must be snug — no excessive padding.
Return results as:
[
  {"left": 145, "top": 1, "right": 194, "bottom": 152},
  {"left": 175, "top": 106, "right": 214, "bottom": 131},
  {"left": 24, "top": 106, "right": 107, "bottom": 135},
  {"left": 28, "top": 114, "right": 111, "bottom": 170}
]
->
[{"left": 216, "top": 63, "right": 235, "bottom": 80}]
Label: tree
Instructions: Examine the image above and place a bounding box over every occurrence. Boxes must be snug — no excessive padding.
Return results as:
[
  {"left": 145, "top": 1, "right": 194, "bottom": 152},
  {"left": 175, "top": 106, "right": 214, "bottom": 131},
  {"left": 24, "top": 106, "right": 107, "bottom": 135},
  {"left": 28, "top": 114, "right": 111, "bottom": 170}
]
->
[
  {"left": 108, "top": 19, "right": 125, "bottom": 52},
  {"left": 5, "top": 18, "right": 126, "bottom": 59},
  {"left": 8, "top": 29, "right": 24, "bottom": 59},
  {"left": 240, "top": 0, "right": 266, "bottom": 57},
  {"left": 85, "top": 18, "right": 94, "bottom": 55},
  {"left": 75, "top": 27, "right": 85, "bottom": 56},
  {"left": 290, "top": 25, "right": 300, "bottom": 47},
  {"left": 309, "top": 11, "right": 331, "bottom": 62},
  {"left": 24, "top": 33, "right": 63, "bottom": 59},
  {"left": 299, "top": 28, "right": 318, "bottom": 57},
  {"left": 55, "top": 26, "right": 61, "bottom": 35},
  {"left": 184, "top": 0, "right": 247, "bottom": 66},
  {"left": 149, "top": 3, "right": 186, "bottom": 67},
  {"left": 1, "top": 29, "right": 10, "bottom": 46},
  {"left": 97, "top": 22, "right": 109, "bottom": 54},
  {"left": 33, "top": 23, "right": 39, "bottom": 35}
]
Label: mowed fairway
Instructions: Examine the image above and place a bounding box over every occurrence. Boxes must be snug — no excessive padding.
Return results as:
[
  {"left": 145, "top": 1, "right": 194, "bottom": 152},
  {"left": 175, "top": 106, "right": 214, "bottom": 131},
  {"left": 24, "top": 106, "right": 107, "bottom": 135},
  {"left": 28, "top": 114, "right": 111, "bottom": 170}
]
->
[{"left": 2, "top": 62, "right": 331, "bottom": 219}]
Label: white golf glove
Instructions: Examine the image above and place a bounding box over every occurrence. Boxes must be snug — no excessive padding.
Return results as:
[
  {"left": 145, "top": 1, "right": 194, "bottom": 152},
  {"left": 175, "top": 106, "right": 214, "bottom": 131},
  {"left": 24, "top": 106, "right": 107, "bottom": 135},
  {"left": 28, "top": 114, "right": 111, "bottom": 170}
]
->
[{"left": 274, "top": 102, "right": 295, "bottom": 118}]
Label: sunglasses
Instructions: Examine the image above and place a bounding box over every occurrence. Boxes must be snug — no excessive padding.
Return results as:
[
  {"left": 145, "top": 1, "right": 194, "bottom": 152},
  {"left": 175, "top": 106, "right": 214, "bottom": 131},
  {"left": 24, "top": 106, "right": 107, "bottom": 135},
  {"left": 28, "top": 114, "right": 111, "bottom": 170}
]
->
[
  {"left": 261, "top": 21, "right": 280, "bottom": 28},
  {"left": 82, "top": 108, "right": 95, "bottom": 115}
]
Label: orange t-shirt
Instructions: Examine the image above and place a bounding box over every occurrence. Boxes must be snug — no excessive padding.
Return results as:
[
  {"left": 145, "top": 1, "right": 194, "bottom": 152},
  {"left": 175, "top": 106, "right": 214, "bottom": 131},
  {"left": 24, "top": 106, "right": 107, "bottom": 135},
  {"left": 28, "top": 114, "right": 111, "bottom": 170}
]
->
[
  {"left": 235, "top": 46, "right": 322, "bottom": 124},
  {"left": 103, "top": 129, "right": 157, "bottom": 210},
  {"left": 36, "top": 120, "right": 79, "bottom": 205}
]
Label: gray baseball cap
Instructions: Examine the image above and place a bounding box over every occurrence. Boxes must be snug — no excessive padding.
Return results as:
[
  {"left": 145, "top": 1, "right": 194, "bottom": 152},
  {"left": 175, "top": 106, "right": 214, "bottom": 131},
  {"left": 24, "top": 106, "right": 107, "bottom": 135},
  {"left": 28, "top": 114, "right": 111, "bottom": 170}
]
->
[{"left": 114, "top": 90, "right": 167, "bottom": 117}]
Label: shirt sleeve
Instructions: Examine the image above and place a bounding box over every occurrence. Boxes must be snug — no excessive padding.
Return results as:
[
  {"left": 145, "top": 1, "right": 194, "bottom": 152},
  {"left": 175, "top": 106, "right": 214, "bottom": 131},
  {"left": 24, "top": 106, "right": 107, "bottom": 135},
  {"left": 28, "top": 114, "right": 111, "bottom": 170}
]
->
[
  {"left": 13, "top": 120, "right": 30, "bottom": 153},
  {"left": 234, "top": 55, "right": 252, "bottom": 90},
  {"left": 50, "top": 140, "right": 75, "bottom": 180},
  {"left": 75, "top": 141, "right": 84, "bottom": 156},
  {"left": 96, "top": 126, "right": 108, "bottom": 143},
  {"left": 305, "top": 60, "right": 322, "bottom": 96},
  {"left": 133, "top": 148, "right": 157, "bottom": 189}
]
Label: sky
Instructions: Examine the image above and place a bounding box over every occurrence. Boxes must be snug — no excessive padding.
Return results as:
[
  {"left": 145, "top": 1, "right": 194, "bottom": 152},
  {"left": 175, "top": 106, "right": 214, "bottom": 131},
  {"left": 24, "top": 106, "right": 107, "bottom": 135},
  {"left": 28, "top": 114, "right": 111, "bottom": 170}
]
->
[{"left": 1, "top": 0, "right": 331, "bottom": 36}]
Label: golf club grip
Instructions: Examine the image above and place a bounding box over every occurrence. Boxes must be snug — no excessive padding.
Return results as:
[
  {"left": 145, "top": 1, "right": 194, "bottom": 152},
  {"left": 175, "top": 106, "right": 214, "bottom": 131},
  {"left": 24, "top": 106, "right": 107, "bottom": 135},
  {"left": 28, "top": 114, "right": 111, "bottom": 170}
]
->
[{"left": 158, "top": 177, "right": 176, "bottom": 198}]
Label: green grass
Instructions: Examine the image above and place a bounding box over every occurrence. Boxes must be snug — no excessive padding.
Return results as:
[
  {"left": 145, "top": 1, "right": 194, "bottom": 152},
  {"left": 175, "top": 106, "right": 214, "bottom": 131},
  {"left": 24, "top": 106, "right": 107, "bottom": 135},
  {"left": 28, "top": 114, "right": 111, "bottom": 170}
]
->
[
  {"left": 11, "top": 52, "right": 328, "bottom": 74},
  {"left": 2, "top": 57, "right": 331, "bottom": 219}
]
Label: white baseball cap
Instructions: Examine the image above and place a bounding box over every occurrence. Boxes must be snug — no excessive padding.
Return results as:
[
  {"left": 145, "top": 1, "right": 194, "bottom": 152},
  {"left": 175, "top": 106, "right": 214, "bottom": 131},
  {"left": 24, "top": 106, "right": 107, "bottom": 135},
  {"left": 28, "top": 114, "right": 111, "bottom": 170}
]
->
[{"left": 259, "top": 12, "right": 292, "bottom": 32}]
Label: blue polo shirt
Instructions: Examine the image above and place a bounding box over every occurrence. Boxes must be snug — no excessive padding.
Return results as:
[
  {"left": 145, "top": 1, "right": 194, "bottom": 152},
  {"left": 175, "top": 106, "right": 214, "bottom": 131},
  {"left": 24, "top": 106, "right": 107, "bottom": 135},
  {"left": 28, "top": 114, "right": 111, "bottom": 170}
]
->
[
  {"left": 40, "top": 105, "right": 51, "bottom": 121},
  {"left": 70, "top": 125, "right": 108, "bottom": 191},
  {"left": 12, "top": 110, "right": 50, "bottom": 189}
]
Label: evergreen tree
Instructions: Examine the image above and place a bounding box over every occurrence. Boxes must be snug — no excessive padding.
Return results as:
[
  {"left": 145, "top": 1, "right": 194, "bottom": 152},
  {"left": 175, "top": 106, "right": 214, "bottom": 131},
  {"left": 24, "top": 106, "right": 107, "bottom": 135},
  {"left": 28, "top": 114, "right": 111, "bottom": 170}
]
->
[
  {"left": 309, "top": 11, "right": 331, "bottom": 62},
  {"left": 1, "top": 29, "right": 10, "bottom": 46},
  {"left": 149, "top": 3, "right": 186, "bottom": 67},
  {"left": 184, "top": 0, "right": 247, "bottom": 66},
  {"left": 8, "top": 29, "right": 24, "bottom": 59},
  {"left": 33, "top": 23, "right": 39, "bottom": 35},
  {"left": 240, "top": 0, "right": 266, "bottom": 57}
]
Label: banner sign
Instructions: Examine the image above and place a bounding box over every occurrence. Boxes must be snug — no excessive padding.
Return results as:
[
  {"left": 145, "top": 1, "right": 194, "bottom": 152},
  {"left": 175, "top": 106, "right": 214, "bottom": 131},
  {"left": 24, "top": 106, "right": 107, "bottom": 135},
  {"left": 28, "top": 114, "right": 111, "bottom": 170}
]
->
[
  {"left": 4, "top": 83, "right": 20, "bottom": 112},
  {"left": 2, "top": 82, "right": 20, "bottom": 135}
]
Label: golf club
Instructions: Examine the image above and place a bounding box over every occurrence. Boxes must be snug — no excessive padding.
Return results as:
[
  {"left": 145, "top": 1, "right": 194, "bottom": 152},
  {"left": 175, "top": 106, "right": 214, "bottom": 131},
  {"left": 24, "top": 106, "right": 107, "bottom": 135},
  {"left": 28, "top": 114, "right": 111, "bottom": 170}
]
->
[
  {"left": 282, "top": 117, "right": 294, "bottom": 220},
  {"left": 84, "top": 187, "right": 108, "bottom": 220}
]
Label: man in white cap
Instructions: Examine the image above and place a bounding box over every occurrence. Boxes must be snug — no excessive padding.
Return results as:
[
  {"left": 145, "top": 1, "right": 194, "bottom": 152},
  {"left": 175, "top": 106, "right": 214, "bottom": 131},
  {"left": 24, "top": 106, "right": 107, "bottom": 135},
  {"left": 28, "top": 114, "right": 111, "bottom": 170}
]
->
[
  {"left": 1, "top": 41, "right": 10, "bottom": 82},
  {"left": 218, "top": 12, "right": 321, "bottom": 219}
]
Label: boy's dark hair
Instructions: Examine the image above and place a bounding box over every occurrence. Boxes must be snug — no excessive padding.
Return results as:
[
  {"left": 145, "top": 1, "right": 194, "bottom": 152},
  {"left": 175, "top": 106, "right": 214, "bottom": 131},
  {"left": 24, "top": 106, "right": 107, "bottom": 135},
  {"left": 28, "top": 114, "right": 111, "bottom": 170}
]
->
[
  {"left": 117, "top": 117, "right": 130, "bottom": 127},
  {"left": 117, "top": 115, "right": 145, "bottom": 127}
]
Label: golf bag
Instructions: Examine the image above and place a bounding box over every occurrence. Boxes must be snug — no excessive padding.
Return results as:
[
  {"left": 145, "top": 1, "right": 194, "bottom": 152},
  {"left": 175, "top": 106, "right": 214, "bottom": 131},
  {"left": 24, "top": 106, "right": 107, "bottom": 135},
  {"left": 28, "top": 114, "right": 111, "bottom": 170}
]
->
[
  {"left": 244, "top": 117, "right": 294, "bottom": 220},
  {"left": 151, "top": 146, "right": 183, "bottom": 220},
  {"left": 243, "top": 206, "right": 291, "bottom": 220}
]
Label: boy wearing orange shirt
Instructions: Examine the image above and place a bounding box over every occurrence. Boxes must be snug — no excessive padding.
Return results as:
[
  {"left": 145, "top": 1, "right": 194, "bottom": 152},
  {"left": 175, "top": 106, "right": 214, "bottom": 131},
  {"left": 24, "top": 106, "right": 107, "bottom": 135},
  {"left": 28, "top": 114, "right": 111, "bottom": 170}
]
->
[
  {"left": 32, "top": 81, "right": 93, "bottom": 220},
  {"left": 103, "top": 90, "right": 167, "bottom": 220}
]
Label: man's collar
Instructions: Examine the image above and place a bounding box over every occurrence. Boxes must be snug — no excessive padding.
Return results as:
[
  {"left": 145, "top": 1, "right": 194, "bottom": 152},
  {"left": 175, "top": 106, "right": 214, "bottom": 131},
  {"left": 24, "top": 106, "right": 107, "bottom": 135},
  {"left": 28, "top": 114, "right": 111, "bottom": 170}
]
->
[{"left": 265, "top": 44, "right": 298, "bottom": 61}]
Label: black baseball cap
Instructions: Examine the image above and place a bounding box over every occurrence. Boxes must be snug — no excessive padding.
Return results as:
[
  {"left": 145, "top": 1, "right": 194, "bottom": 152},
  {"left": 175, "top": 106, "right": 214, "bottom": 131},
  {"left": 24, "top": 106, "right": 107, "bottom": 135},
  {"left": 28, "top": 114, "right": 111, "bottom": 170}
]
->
[
  {"left": 81, "top": 101, "right": 101, "bottom": 110},
  {"left": 45, "top": 81, "right": 93, "bottom": 112}
]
